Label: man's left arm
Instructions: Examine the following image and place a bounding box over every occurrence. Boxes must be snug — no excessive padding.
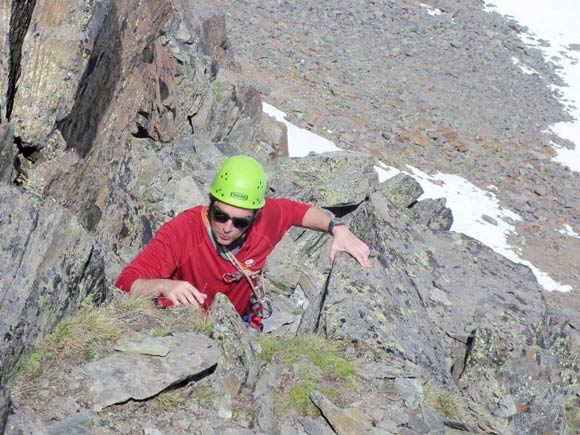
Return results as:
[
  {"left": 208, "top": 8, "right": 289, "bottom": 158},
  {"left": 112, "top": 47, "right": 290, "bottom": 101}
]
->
[{"left": 300, "top": 207, "right": 371, "bottom": 268}]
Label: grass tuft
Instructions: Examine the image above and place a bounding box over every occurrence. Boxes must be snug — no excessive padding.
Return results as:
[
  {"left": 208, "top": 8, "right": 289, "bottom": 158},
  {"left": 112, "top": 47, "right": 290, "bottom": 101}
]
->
[
  {"left": 259, "top": 333, "right": 355, "bottom": 415},
  {"left": 42, "top": 302, "right": 121, "bottom": 359},
  {"left": 423, "top": 381, "right": 467, "bottom": 420}
]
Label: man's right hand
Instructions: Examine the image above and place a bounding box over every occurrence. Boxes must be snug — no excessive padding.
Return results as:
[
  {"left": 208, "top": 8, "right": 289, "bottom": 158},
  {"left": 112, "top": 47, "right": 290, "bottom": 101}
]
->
[
  {"left": 161, "top": 280, "right": 207, "bottom": 306},
  {"left": 130, "top": 278, "right": 207, "bottom": 306}
]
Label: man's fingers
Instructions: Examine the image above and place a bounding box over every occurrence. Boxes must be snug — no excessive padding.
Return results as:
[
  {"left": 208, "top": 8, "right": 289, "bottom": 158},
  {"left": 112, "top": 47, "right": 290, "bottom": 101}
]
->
[
  {"left": 329, "top": 246, "right": 337, "bottom": 265},
  {"left": 180, "top": 290, "right": 197, "bottom": 305},
  {"left": 192, "top": 290, "right": 207, "bottom": 305}
]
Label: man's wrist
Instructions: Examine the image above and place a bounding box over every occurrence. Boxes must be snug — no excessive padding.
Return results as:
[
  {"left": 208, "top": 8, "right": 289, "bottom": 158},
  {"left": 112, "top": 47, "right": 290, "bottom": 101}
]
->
[{"left": 327, "top": 218, "right": 346, "bottom": 235}]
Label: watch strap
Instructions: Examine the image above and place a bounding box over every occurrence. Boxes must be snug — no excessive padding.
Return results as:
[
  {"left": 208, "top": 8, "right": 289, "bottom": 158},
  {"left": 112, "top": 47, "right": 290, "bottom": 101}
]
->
[{"left": 328, "top": 218, "right": 346, "bottom": 234}]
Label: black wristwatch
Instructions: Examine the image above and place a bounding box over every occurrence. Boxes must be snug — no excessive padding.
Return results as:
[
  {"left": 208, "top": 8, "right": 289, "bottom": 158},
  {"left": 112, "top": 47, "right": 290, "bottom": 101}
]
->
[{"left": 327, "top": 218, "right": 346, "bottom": 234}]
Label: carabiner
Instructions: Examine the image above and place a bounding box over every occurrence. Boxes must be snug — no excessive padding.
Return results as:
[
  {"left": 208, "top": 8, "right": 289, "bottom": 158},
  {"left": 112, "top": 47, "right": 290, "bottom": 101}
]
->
[{"left": 223, "top": 271, "right": 243, "bottom": 284}]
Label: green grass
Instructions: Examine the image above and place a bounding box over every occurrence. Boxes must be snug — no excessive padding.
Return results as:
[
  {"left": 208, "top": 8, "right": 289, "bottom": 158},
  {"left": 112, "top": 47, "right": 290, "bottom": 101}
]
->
[
  {"left": 259, "top": 335, "right": 351, "bottom": 377},
  {"left": 192, "top": 384, "right": 215, "bottom": 408},
  {"left": 259, "top": 334, "right": 356, "bottom": 415}
]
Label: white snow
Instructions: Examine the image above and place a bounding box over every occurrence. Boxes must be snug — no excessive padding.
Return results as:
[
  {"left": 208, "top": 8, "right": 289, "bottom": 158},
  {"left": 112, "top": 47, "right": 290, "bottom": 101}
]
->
[
  {"left": 405, "top": 165, "right": 572, "bottom": 292},
  {"left": 262, "top": 103, "right": 341, "bottom": 157},
  {"left": 375, "top": 161, "right": 401, "bottom": 182},
  {"left": 559, "top": 224, "right": 580, "bottom": 239},
  {"left": 485, "top": 0, "right": 580, "bottom": 173},
  {"left": 511, "top": 56, "right": 539, "bottom": 75},
  {"left": 420, "top": 3, "right": 443, "bottom": 16}
]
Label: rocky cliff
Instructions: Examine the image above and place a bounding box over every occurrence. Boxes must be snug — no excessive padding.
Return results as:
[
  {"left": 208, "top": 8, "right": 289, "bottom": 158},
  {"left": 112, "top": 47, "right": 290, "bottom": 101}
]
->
[{"left": 0, "top": 1, "right": 579, "bottom": 434}]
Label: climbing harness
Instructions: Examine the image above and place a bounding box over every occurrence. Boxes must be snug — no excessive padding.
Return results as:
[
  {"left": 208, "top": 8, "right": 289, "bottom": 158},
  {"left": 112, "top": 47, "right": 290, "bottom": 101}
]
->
[{"left": 202, "top": 206, "right": 273, "bottom": 319}]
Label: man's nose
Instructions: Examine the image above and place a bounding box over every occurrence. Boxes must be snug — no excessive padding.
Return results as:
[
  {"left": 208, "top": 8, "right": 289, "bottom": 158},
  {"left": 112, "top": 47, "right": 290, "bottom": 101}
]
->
[{"left": 223, "top": 219, "right": 234, "bottom": 232}]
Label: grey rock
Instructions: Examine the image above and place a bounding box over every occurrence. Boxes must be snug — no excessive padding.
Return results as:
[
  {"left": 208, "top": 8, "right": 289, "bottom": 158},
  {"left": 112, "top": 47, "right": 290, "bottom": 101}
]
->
[
  {"left": 0, "top": 123, "right": 16, "bottom": 184},
  {"left": 357, "top": 359, "right": 419, "bottom": 380},
  {"left": 395, "top": 378, "right": 424, "bottom": 409},
  {"left": 0, "top": 185, "right": 106, "bottom": 377},
  {"left": 200, "top": 422, "right": 257, "bottom": 435},
  {"left": 309, "top": 390, "right": 373, "bottom": 434},
  {"left": 406, "top": 411, "right": 431, "bottom": 433},
  {"left": 254, "top": 364, "right": 280, "bottom": 434},
  {"left": 495, "top": 394, "right": 518, "bottom": 418},
  {"left": 267, "top": 151, "right": 377, "bottom": 206},
  {"left": 262, "top": 294, "right": 301, "bottom": 334},
  {"left": 4, "top": 406, "right": 45, "bottom": 435},
  {"left": 410, "top": 198, "right": 453, "bottom": 231},
  {"left": 114, "top": 331, "right": 171, "bottom": 356},
  {"left": 0, "top": 355, "right": 10, "bottom": 435},
  {"left": 143, "top": 425, "right": 163, "bottom": 435},
  {"left": 299, "top": 416, "right": 336, "bottom": 435},
  {"left": 378, "top": 173, "right": 424, "bottom": 208},
  {"left": 210, "top": 294, "right": 260, "bottom": 419},
  {"left": 84, "top": 333, "right": 218, "bottom": 410},
  {"left": 45, "top": 412, "right": 93, "bottom": 435},
  {"left": 389, "top": 407, "right": 409, "bottom": 426}
]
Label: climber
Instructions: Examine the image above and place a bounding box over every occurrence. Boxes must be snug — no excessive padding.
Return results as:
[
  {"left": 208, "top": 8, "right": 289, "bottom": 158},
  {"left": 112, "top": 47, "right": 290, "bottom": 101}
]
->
[{"left": 115, "top": 155, "right": 370, "bottom": 330}]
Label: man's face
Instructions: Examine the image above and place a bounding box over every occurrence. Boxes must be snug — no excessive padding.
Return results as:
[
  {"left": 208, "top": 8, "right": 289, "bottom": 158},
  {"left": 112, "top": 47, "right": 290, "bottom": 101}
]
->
[{"left": 209, "top": 200, "right": 255, "bottom": 246}]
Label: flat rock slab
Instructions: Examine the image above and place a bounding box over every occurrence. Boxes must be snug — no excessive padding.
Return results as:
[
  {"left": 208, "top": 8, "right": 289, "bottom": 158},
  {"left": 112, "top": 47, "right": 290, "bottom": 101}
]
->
[
  {"left": 114, "top": 331, "right": 171, "bottom": 356},
  {"left": 84, "top": 332, "right": 218, "bottom": 410}
]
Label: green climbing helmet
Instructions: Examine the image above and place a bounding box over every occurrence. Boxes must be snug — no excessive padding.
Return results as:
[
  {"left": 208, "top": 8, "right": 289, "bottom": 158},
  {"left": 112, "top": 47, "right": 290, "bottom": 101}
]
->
[{"left": 209, "top": 155, "right": 266, "bottom": 209}]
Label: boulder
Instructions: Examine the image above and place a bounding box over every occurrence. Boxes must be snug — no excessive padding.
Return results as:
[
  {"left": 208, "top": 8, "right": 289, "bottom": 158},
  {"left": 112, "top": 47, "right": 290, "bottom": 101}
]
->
[
  {"left": 378, "top": 172, "right": 423, "bottom": 208},
  {"left": 410, "top": 197, "right": 454, "bottom": 231}
]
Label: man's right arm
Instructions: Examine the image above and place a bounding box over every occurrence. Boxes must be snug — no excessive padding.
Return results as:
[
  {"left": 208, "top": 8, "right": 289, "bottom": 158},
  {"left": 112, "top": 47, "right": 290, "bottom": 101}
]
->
[{"left": 130, "top": 278, "right": 207, "bottom": 306}]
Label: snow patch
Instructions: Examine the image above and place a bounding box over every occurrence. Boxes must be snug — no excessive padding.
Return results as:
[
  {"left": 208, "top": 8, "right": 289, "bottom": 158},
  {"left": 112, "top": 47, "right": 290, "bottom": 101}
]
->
[
  {"left": 420, "top": 3, "right": 443, "bottom": 16},
  {"left": 511, "top": 56, "right": 540, "bottom": 75},
  {"left": 559, "top": 224, "right": 580, "bottom": 239},
  {"left": 262, "top": 102, "right": 340, "bottom": 157}
]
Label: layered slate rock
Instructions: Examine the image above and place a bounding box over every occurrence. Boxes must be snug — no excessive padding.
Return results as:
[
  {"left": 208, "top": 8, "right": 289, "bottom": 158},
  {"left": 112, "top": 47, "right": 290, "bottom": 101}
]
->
[
  {"left": 84, "top": 332, "right": 218, "bottom": 410},
  {"left": 0, "top": 1, "right": 268, "bottom": 430},
  {"left": 319, "top": 191, "right": 574, "bottom": 433},
  {"left": 267, "top": 150, "right": 378, "bottom": 207},
  {"left": 0, "top": 184, "right": 105, "bottom": 376},
  {"left": 210, "top": 294, "right": 260, "bottom": 419},
  {"left": 10, "top": 0, "right": 116, "bottom": 150}
]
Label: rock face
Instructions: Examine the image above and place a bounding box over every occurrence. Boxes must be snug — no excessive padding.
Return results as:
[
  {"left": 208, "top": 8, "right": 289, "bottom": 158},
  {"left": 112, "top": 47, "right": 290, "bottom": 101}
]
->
[
  {"left": 0, "top": 184, "right": 106, "bottom": 377},
  {"left": 0, "top": 2, "right": 267, "bottom": 430},
  {"left": 323, "top": 190, "right": 573, "bottom": 432}
]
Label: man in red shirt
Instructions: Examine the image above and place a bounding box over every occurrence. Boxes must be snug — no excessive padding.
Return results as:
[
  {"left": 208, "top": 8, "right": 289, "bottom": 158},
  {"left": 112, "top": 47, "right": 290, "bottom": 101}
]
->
[{"left": 115, "top": 155, "right": 370, "bottom": 329}]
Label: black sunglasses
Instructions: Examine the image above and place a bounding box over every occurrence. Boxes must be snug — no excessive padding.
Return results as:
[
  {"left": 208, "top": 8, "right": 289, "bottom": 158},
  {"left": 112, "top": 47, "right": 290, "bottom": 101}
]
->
[{"left": 211, "top": 205, "right": 255, "bottom": 229}]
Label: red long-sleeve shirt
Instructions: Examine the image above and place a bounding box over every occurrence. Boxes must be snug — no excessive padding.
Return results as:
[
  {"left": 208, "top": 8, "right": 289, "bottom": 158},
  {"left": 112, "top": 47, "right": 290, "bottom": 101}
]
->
[{"left": 115, "top": 198, "right": 310, "bottom": 320}]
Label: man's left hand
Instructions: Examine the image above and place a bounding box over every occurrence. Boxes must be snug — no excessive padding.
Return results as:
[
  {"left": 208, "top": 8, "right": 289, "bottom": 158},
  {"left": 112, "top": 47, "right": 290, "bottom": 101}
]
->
[{"left": 329, "top": 226, "right": 371, "bottom": 268}]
